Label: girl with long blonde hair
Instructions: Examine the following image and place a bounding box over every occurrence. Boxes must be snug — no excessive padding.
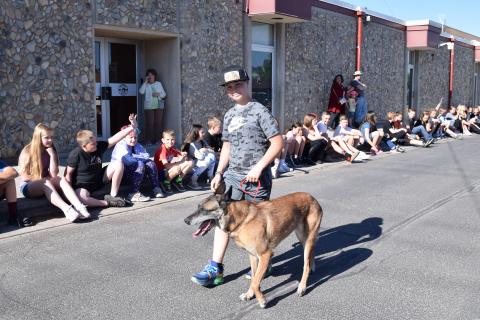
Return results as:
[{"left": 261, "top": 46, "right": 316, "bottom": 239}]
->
[{"left": 18, "top": 123, "right": 90, "bottom": 222}]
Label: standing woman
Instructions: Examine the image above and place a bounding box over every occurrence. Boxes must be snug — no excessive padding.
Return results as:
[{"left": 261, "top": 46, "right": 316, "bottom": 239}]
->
[
  {"left": 139, "top": 68, "right": 167, "bottom": 145},
  {"left": 351, "top": 70, "right": 367, "bottom": 128},
  {"left": 18, "top": 123, "right": 91, "bottom": 222},
  {"left": 327, "top": 74, "right": 346, "bottom": 129}
]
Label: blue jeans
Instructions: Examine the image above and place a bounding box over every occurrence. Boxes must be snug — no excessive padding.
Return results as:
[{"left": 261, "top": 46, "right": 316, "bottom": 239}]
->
[{"left": 411, "top": 126, "right": 432, "bottom": 141}]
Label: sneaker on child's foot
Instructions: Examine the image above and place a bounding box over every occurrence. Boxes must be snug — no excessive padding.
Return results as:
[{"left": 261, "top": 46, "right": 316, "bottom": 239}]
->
[
  {"left": 163, "top": 182, "right": 173, "bottom": 194},
  {"left": 8, "top": 215, "right": 33, "bottom": 228},
  {"left": 63, "top": 205, "right": 80, "bottom": 222},
  {"left": 245, "top": 263, "right": 273, "bottom": 280},
  {"left": 191, "top": 260, "right": 224, "bottom": 286},
  {"left": 171, "top": 180, "right": 186, "bottom": 192},
  {"left": 75, "top": 204, "right": 91, "bottom": 219},
  {"left": 153, "top": 187, "right": 166, "bottom": 198},
  {"left": 127, "top": 192, "right": 151, "bottom": 202},
  {"left": 348, "top": 151, "right": 360, "bottom": 162},
  {"left": 187, "top": 180, "right": 202, "bottom": 190},
  {"left": 271, "top": 162, "right": 279, "bottom": 179},
  {"left": 104, "top": 194, "right": 127, "bottom": 207}
]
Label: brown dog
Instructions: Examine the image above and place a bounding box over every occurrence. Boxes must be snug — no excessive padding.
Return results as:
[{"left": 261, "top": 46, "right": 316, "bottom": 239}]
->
[{"left": 184, "top": 188, "right": 323, "bottom": 308}]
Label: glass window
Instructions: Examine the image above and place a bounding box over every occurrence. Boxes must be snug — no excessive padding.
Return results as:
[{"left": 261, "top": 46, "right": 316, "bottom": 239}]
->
[
  {"left": 252, "top": 51, "right": 273, "bottom": 109},
  {"left": 252, "top": 22, "right": 274, "bottom": 46}
]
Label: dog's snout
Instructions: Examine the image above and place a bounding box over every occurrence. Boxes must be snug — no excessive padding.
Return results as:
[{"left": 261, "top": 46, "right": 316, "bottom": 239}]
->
[{"left": 184, "top": 217, "right": 191, "bottom": 225}]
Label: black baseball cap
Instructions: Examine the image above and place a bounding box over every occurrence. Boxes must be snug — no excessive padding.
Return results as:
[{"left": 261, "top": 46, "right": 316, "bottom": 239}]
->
[{"left": 219, "top": 65, "right": 249, "bottom": 86}]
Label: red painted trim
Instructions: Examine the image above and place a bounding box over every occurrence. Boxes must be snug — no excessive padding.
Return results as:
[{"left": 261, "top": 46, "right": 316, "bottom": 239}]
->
[
  {"left": 356, "top": 10, "right": 363, "bottom": 71},
  {"left": 448, "top": 38, "right": 455, "bottom": 107}
]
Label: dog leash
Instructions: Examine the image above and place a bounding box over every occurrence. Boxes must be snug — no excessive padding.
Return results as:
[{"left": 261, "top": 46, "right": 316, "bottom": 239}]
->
[{"left": 239, "top": 178, "right": 261, "bottom": 201}]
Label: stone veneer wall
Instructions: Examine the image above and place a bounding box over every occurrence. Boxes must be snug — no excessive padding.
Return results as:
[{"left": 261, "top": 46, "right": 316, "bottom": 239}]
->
[
  {"left": 361, "top": 22, "right": 406, "bottom": 120},
  {"left": 94, "top": 0, "right": 177, "bottom": 33},
  {"left": 452, "top": 44, "right": 474, "bottom": 106},
  {"left": 177, "top": 0, "right": 244, "bottom": 136},
  {"left": 417, "top": 48, "right": 450, "bottom": 111},
  {"left": 284, "top": 7, "right": 356, "bottom": 126},
  {"left": 0, "top": 1, "right": 94, "bottom": 159}
]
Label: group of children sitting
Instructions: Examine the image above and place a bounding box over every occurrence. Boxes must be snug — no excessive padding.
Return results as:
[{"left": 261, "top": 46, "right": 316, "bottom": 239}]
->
[
  {"left": 270, "top": 103, "right": 480, "bottom": 177},
  {"left": 0, "top": 115, "right": 223, "bottom": 228},
  {"left": 2, "top": 102, "right": 479, "bottom": 228}
]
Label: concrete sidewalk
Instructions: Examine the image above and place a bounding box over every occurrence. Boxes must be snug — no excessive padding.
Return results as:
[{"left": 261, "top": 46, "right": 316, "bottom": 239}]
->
[{"left": 1, "top": 136, "right": 460, "bottom": 239}]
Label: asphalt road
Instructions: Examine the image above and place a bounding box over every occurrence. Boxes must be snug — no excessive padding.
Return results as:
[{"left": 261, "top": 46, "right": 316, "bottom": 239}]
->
[{"left": 1, "top": 137, "right": 480, "bottom": 320}]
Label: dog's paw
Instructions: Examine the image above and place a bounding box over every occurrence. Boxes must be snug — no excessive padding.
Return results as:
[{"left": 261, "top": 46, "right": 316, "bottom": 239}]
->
[
  {"left": 239, "top": 292, "right": 253, "bottom": 301},
  {"left": 297, "top": 285, "right": 306, "bottom": 297},
  {"left": 258, "top": 298, "right": 267, "bottom": 309}
]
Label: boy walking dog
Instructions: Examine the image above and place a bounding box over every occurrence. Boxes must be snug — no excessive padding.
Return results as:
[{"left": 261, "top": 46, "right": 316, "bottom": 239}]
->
[{"left": 190, "top": 65, "right": 283, "bottom": 286}]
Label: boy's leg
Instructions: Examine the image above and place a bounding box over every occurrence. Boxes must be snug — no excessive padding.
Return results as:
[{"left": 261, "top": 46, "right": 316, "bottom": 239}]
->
[
  {"left": 75, "top": 188, "right": 108, "bottom": 207},
  {"left": 127, "top": 162, "right": 145, "bottom": 194},
  {"left": 144, "top": 161, "right": 160, "bottom": 189},
  {"left": 105, "top": 161, "right": 124, "bottom": 197}
]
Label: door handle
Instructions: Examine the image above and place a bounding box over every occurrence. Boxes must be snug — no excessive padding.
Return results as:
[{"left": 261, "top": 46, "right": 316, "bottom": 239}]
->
[{"left": 101, "top": 86, "right": 112, "bottom": 100}]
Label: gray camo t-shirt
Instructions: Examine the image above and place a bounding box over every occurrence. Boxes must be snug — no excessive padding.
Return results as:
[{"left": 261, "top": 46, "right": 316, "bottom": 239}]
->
[{"left": 222, "top": 101, "right": 279, "bottom": 175}]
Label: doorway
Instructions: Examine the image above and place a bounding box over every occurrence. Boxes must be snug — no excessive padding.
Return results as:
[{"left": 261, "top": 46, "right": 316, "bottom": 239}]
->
[{"left": 95, "top": 38, "right": 139, "bottom": 139}]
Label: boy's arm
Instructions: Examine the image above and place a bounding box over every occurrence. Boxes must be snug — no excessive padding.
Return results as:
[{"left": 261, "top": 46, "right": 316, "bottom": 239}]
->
[
  {"left": 64, "top": 166, "right": 75, "bottom": 184},
  {"left": 435, "top": 97, "right": 443, "bottom": 111},
  {"left": 246, "top": 134, "right": 283, "bottom": 183},
  {"left": 210, "top": 141, "right": 230, "bottom": 192},
  {"left": 0, "top": 166, "right": 18, "bottom": 184},
  {"left": 108, "top": 114, "right": 138, "bottom": 148}
]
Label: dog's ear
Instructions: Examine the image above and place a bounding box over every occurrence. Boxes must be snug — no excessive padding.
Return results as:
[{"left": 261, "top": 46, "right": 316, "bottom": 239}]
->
[
  {"left": 213, "top": 180, "right": 226, "bottom": 195},
  {"left": 221, "top": 186, "right": 232, "bottom": 203}
]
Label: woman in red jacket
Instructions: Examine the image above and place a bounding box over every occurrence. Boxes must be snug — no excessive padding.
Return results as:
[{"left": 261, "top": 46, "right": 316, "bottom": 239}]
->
[{"left": 327, "top": 74, "right": 346, "bottom": 130}]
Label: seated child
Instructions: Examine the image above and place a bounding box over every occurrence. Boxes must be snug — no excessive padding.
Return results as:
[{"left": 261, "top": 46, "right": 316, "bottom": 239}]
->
[
  {"left": 334, "top": 116, "right": 362, "bottom": 145},
  {"left": 182, "top": 124, "right": 216, "bottom": 190},
  {"left": 301, "top": 113, "right": 328, "bottom": 164},
  {"left": 19, "top": 123, "right": 91, "bottom": 223},
  {"left": 393, "top": 112, "right": 425, "bottom": 147},
  {"left": 111, "top": 126, "right": 165, "bottom": 202},
  {"left": 284, "top": 122, "right": 305, "bottom": 167},
  {"left": 203, "top": 116, "right": 223, "bottom": 159},
  {"left": 155, "top": 129, "right": 194, "bottom": 193},
  {"left": 359, "top": 111, "right": 384, "bottom": 155},
  {"left": 65, "top": 114, "right": 139, "bottom": 208},
  {"left": 0, "top": 160, "right": 32, "bottom": 227},
  {"left": 406, "top": 108, "right": 434, "bottom": 145},
  {"left": 317, "top": 112, "right": 361, "bottom": 162}
]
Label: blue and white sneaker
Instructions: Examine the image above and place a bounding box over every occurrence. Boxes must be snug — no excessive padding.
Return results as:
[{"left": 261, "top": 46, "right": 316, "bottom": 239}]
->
[{"left": 191, "top": 260, "right": 224, "bottom": 286}]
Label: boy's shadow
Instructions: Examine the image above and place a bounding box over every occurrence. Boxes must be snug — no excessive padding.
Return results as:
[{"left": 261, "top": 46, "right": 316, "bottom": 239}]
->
[{"left": 224, "top": 217, "right": 383, "bottom": 306}]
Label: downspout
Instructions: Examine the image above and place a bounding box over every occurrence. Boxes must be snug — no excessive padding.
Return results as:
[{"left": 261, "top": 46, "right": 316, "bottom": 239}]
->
[
  {"left": 356, "top": 10, "right": 363, "bottom": 71},
  {"left": 448, "top": 38, "right": 455, "bottom": 107}
]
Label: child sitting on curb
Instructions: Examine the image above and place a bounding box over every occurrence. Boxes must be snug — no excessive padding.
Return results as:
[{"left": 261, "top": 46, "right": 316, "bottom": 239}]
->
[
  {"left": 65, "top": 114, "right": 139, "bottom": 208},
  {"left": 0, "top": 160, "right": 31, "bottom": 227},
  {"left": 154, "top": 129, "right": 194, "bottom": 193},
  {"left": 182, "top": 124, "right": 216, "bottom": 190},
  {"left": 203, "top": 116, "right": 223, "bottom": 160},
  {"left": 111, "top": 126, "right": 165, "bottom": 202},
  {"left": 19, "top": 123, "right": 91, "bottom": 223}
]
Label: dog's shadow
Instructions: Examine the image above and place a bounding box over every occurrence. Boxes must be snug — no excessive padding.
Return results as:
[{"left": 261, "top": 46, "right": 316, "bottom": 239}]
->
[{"left": 223, "top": 217, "right": 382, "bottom": 306}]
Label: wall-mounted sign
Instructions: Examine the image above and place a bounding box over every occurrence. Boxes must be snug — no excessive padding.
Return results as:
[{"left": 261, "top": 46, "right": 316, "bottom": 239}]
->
[{"left": 110, "top": 83, "right": 137, "bottom": 97}]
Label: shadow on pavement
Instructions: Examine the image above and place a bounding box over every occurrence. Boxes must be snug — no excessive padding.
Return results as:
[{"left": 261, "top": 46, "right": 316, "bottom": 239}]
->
[{"left": 223, "top": 217, "right": 383, "bottom": 306}]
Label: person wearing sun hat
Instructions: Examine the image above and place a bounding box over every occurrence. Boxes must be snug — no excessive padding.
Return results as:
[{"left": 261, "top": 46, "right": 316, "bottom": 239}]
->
[
  {"left": 351, "top": 70, "right": 368, "bottom": 128},
  {"left": 190, "top": 65, "right": 283, "bottom": 287}
]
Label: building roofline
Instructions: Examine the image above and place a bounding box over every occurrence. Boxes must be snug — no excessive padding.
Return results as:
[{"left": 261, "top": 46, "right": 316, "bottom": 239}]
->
[{"left": 315, "top": 0, "right": 479, "bottom": 40}]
